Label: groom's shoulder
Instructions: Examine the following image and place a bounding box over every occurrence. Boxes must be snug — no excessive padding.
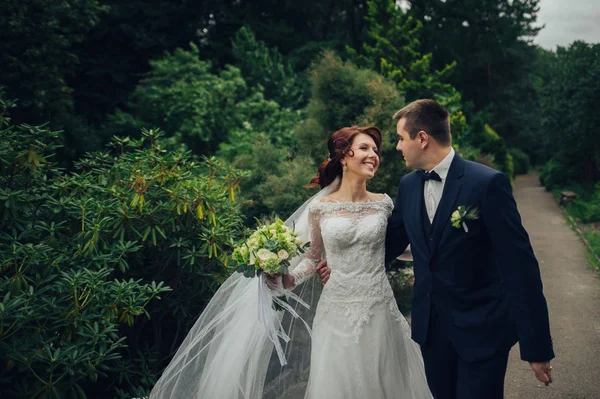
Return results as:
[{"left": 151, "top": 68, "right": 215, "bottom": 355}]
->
[
  {"left": 462, "top": 157, "right": 503, "bottom": 181},
  {"left": 399, "top": 170, "right": 420, "bottom": 185}
]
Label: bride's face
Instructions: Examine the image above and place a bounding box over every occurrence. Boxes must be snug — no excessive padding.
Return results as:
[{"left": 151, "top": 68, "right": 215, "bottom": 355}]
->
[{"left": 343, "top": 133, "right": 380, "bottom": 179}]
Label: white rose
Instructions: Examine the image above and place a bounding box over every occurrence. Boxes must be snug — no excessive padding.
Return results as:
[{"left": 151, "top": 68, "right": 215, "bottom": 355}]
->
[
  {"left": 257, "top": 248, "right": 274, "bottom": 261},
  {"left": 269, "top": 229, "right": 277, "bottom": 235},
  {"left": 277, "top": 250, "right": 289, "bottom": 260}
]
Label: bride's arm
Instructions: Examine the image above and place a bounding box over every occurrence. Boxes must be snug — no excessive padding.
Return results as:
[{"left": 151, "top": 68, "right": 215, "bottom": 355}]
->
[{"left": 285, "top": 207, "right": 323, "bottom": 289}]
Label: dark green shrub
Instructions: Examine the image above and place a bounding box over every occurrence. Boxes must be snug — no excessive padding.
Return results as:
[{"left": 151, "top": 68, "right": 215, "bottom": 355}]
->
[
  {"left": 387, "top": 268, "right": 414, "bottom": 316},
  {"left": 540, "top": 156, "right": 580, "bottom": 190},
  {"left": 569, "top": 185, "right": 600, "bottom": 223},
  {"left": 509, "top": 148, "right": 531, "bottom": 175},
  {"left": 0, "top": 94, "right": 247, "bottom": 397}
]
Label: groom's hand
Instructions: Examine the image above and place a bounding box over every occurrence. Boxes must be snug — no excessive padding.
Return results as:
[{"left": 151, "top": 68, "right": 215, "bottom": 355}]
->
[
  {"left": 530, "top": 362, "right": 553, "bottom": 386},
  {"left": 316, "top": 260, "right": 330, "bottom": 285}
]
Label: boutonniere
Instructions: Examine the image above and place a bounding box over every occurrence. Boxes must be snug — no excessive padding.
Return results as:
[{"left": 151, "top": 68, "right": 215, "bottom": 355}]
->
[{"left": 451, "top": 205, "right": 479, "bottom": 233}]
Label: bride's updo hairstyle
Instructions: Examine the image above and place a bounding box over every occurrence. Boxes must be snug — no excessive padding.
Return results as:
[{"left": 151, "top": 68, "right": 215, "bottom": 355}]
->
[{"left": 310, "top": 126, "right": 382, "bottom": 189}]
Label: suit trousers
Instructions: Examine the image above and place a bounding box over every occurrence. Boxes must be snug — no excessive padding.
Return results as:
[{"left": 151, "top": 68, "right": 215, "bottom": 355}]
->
[{"left": 419, "top": 304, "right": 510, "bottom": 399}]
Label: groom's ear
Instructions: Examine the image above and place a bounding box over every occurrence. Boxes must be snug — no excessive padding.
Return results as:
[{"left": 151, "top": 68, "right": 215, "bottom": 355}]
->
[{"left": 417, "top": 131, "right": 429, "bottom": 148}]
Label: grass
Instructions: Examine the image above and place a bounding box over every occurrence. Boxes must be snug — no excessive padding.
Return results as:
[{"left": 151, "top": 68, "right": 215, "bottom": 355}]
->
[
  {"left": 583, "top": 230, "right": 600, "bottom": 274},
  {"left": 561, "top": 200, "right": 600, "bottom": 276}
]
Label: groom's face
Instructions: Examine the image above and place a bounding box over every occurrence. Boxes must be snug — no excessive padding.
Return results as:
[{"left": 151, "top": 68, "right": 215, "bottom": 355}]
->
[{"left": 396, "top": 118, "right": 423, "bottom": 169}]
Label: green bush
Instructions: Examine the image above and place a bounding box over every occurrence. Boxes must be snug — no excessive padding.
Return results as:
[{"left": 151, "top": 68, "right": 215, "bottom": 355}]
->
[
  {"left": 387, "top": 268, "right": 414, "bottom": 316},
  {"left": 465, "top": 114, "right": 514, "bottom": 180},
  {"left": 104, "top": 43, "right": 257, "bottom": 156},
  {"left": 540, "top": 156, "right": 580, "bottom": 190},
  {"left": 568, "top": 185, "right": 600, "bottom": 224},
  {"left": 299, "top": 51, "right": 407, "bottom": 196},
  {"left": 508, "top": 148, "right": 531, "bottom": 175},
  {"left": 583, "top": 230, "right": 600, "bottom": 274},
  {"left": 0, "top": 96, "right": 247, "bottom": 397},
  {"left": 232, "top": 26, "right": 309, "bottom": 110}
]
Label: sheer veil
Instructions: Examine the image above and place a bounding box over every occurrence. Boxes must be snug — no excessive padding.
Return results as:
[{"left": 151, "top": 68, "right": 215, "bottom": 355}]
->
[{"left": 149, "top": 179, "right": 341, "bottom": 399}]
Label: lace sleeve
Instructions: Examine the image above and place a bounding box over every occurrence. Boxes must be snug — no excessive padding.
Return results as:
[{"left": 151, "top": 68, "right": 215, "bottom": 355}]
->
[{"left": 290, "top": 206, "right": 323, "bottom": 287}]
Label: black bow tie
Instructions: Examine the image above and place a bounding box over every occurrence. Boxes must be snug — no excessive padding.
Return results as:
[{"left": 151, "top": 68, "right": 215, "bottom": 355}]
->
[{"left": 417, "top": 170, "right": 442, "bottom": 182}]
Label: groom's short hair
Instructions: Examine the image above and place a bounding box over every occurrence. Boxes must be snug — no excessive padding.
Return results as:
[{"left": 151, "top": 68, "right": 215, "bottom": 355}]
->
[{"left": 393, "top": 99, "right": 451, "bottom": 146}]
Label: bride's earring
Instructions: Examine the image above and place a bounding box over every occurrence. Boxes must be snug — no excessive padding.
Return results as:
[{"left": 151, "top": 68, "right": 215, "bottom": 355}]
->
[{"left": 341, "top": 162, "right": 347, "bottom": 176}]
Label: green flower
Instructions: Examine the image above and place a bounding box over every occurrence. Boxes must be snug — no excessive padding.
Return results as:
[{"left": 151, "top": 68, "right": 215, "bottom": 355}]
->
[
  {"left": 232, "top": 246, "right": 250, "bottom": 264},
  {"left": 451, "top": 205, "right": 479, "bottom": 230},
  {"left": 261, "top": 253, "right": 281, "bottom": 275}
]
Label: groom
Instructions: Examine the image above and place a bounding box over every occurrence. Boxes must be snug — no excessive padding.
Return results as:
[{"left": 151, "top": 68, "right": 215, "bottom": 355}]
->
[{"left": 318, "top": 99, "right": 554, "bottom": 398}]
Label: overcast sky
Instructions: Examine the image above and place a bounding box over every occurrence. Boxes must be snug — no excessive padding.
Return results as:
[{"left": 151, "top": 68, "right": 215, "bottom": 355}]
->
[{"left": 534, "top": 0, "right": 600, "bottom": 49}]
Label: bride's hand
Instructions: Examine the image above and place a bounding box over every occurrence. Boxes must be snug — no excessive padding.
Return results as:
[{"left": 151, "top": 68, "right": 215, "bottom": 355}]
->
[
  {"left": 281, "top": 274, "right": 296, "bottom": 289},
  {"left": 265, "top": 273, "right": 280, "bottom": 290},
  {"left": 265, "top": 273, "right": 295, "bottom": 290}
]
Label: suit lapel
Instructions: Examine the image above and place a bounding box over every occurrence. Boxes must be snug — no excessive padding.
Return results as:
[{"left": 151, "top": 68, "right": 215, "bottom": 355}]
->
[
  {"left": 407, "top": 173, "right": 431, "bottom": 256},
  {"left": 430, "top": 155, "right": 465, "bottom": 253}
]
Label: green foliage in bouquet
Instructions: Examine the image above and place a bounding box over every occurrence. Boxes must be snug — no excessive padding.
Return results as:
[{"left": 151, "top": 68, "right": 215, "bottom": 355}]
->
[{"left": 232, "top": 219, "right": 310, "bottom": 277}]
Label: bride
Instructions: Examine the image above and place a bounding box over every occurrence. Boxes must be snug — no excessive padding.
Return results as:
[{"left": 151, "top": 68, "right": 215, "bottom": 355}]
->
[{"left": 150, "top": 126, "right": 432, "bottom": 398}]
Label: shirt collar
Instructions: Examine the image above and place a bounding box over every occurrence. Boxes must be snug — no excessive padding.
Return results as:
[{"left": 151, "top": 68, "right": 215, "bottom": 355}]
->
[{"left": 429, "top": 147, "right": 455, "bottom": 181}]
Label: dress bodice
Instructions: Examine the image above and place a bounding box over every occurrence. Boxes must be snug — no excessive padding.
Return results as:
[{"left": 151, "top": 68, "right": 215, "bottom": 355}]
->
[
  {"left": 291, "top": 195, "right": 404, "bottom": 340},
  {"left": 311, "top": 197, "right": 392, "bottom": 279}
]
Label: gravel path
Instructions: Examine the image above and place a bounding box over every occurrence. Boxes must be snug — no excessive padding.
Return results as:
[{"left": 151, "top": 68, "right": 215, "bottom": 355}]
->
[{"left": 505, "top": 172, "right": 600, "bottom": 398}]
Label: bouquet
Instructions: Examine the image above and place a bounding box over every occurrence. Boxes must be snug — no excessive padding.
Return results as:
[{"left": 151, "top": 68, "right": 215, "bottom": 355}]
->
[
  {"left": 231, "top": 218, "right": 310, "bottom": 279},
  {"left": 231, "top": 218, "right": 312, "bottom": 366}
]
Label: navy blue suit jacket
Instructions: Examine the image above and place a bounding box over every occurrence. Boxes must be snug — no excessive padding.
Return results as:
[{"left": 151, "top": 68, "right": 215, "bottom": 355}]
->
[{"left": 386, "top": 155, "right": 554, "bottom": 363}]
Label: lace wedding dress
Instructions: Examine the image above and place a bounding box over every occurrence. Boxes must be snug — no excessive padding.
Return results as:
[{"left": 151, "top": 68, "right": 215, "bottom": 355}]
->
[
  {"left": 149, "top": 183, "right": 431, "bottom": 399},
  {"left": 290, "top": 195, "right": 431, "bottom": 399}
]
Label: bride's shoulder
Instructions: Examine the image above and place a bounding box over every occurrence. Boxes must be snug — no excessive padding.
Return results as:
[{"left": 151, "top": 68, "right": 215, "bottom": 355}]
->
[
  {"left": 367, "top": 192, "right": 388, "bottom": 202},
  {"left": 369, "top": 192, "right": 394, "bottom": 213},
  {"left": 308, "top": 195, "right": 340, "bottom": 214},
  {"left": 319, "top": 195, "right": 343, "bottom": 204}
]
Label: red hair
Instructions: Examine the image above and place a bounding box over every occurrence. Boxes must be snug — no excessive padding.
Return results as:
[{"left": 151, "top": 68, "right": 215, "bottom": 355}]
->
[{"left": 310, "top": 126, "right": 382, "bottom": 188}]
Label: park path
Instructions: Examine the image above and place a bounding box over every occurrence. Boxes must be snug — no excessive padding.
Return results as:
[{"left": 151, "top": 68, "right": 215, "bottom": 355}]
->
[{"left": 505, "top": 172, "right": 600, "bottom": 398}]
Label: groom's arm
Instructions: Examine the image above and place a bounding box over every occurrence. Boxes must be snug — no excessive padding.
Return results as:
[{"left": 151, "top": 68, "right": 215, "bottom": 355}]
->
[
  {"left": 481, "top": 172, "right": 554, "bottom": 362},
  {"left": 385, "top": 182, "right": 410, "bottom": 266}
]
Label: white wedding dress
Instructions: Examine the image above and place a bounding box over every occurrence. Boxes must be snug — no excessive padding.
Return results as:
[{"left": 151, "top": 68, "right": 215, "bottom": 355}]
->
[
  {"left": 289, "top": 195, "right": 431, "bottom": 398},
  {"left": 149, "top": 184, "right": 431, "bottom": 399}
]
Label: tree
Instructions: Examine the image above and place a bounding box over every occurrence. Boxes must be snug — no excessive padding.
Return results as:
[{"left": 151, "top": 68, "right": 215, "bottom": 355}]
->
[
  {"left": 232, "top": 27, "right": 309, "bottom": 110},
  {"left": 69, "top": 0, "right": 218, "bottom": 124},
  {"left": 105, "top": 44, "right": 254, "bottom": 156},
  {"left": 197, "top": 0, "right": 370, "bottom": 68},
  {"left": 344, "top": 0, "right": 521, "bottom": 178},
  {"left": 540, "top": 41, "right": 600, "bottom": 189},
  {"left": 347, "top": 0, "right": 469, "bottom": 146},
  {"left": 407, "top": 0, "right": 543, "bottom": 151},
  {"left": 0, "top": 0, "right": 106, "bottom": 126},
  {"left": 349, "top": 0, "right": 460, "bottom": 106}
]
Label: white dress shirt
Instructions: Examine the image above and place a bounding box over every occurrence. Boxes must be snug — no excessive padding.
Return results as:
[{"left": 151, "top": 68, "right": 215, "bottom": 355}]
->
[{"left": 424, "top": 147, "right": 455, "bottom": 224}]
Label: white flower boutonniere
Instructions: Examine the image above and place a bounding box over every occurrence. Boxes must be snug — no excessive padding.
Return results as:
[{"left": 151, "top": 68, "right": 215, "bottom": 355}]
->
[{"left": 451, "top": 205, "right": 479, "bottom": 232}]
